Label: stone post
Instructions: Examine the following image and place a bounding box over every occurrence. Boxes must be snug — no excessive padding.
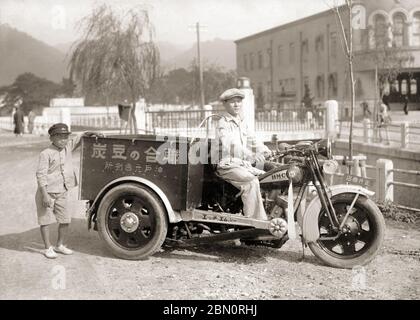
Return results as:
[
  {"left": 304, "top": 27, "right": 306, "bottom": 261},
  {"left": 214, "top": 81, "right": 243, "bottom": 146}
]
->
[
  {"left": 376, "top": 159, "right": 393, "bottom": 203},
  {"left": 135, "top": 99, "right": 146, "bottom": 134},
  {"left": 325, "top": 100, "right": 339, "bottom": 139},
  {"left": 363, "top": 118, "right": 372, "bottom": 143},
  {"left": 60, "top": 108, "right": 71, "bottom": 132},
  {"left": 237, "top": 77, "right": 255, "bottom": 134},
  {"left": 401, "top": 122, "right": 409, "bottom": 149}
]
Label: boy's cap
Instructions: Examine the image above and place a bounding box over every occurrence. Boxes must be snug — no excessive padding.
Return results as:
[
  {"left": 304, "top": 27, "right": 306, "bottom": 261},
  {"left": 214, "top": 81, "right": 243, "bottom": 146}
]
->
[
  {"left": 48, "top": 123, "right": 71, "bottom": 136},
  {"left": 219, "top": 88, "right": 245, "bottom": 102}
]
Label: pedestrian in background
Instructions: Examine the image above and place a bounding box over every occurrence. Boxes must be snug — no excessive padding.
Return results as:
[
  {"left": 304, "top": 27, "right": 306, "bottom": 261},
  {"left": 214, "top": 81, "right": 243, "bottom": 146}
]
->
[
  {"left": 13, "top": 106, "right": 24, "bottom": 137},
  {"left": 27, "top": 109, "right": 36, "bottom": 134},
  {"left": 378, "top": 102, "right": 391, "bottom": 145},
  {"left": 403, "top": 95, "right": 409, "bottom": 115}
]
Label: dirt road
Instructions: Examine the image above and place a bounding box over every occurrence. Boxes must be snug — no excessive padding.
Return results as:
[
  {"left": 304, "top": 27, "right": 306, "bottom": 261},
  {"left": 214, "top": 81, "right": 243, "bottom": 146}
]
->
[{"left": 0, "top": 138, "right": 419, "bottom": 300}]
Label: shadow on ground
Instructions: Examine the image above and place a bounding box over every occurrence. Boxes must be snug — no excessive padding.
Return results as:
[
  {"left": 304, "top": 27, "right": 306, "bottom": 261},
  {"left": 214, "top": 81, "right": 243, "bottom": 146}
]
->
[{"left": 0, "top": 218, "right": 321, "bottom": 266}]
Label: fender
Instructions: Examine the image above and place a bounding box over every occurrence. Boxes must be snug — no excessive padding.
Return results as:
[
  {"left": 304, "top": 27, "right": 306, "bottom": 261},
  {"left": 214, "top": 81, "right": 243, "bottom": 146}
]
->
[
  {"left": 88, "top": 176, "right": 182, "bottom": 224},
  {"left": 301, "top": 184, "right": 375, "bottom": 243}
]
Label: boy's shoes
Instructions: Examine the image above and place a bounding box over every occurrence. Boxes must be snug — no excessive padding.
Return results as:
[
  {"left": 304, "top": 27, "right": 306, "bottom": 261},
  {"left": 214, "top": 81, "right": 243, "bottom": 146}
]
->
[
  {"left": 44, "top": 246, "right": 58, "bottom": 259},
  {"left": 54, "top": 245, "right": 73, "bottom": 255}
]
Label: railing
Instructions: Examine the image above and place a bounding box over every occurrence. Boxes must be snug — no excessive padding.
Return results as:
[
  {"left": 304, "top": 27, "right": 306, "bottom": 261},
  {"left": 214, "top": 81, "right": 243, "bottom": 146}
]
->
[
  {"left": 255, "top": 107, "right": 326, "bottom": 132},
  {"left": 71, "top": 113, "right": 121, "bottom": 130},
  {"left": 145, "top": 109, "right": 216, "bottom": 138},
  {"left": 329, "top": 155, "right": 420, "bottom": 213},
  {"left": 386, "top": 166, "right": 420, "bottom": 213},
  {"left": 337, "top": 119, "right": 420, "bottom": 150}
]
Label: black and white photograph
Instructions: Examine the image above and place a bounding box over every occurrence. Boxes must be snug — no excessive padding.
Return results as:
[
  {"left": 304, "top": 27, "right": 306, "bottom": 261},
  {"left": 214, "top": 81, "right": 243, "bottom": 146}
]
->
[{"left": 0, "top": 0, "right": 419, "bottom": 305}]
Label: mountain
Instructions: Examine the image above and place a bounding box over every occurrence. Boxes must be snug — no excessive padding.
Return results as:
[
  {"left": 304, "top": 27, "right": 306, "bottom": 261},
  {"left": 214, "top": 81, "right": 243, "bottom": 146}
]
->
[
  {"left": 163, "top": 38, "right": 236, "bottom": 71},
  {"left": 52, "top": 38, "right": 236, "bottom": 73},
  {"left": 0, "top": 24, "right": 68, "bottom": 87}
]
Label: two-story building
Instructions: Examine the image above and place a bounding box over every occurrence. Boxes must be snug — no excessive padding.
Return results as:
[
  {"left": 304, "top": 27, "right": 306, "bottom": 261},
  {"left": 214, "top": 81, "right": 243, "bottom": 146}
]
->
[{"left": 235, "top": 0, "right": 420, "bottom": 114}]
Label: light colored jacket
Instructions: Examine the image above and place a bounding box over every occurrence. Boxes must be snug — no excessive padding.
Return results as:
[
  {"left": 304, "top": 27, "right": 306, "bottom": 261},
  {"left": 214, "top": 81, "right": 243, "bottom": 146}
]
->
[
  {"left": 36, "top": 134, "right": 82, "bottom": 193},
  {"left": 212, "top": 112, "right": 269, "bottom": 168}
]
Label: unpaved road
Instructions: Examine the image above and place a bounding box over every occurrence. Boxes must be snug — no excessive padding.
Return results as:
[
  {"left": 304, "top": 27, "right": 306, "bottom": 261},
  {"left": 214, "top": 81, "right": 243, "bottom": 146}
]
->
[{"left": 0, "top": 137, "right": 419, "bottom": 300}]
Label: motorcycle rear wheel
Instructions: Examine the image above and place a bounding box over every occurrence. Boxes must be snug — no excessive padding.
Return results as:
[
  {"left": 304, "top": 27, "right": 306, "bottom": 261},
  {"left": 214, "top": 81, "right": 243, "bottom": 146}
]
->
[{"left": 308, "top": 193, "right": 385, "bottom": 269}]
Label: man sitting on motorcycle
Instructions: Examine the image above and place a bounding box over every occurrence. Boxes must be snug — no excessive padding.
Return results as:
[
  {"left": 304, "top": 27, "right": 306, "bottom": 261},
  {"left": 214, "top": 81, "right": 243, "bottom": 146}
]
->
[{"left": 212, "top": 88, "right": 272, "bottom": 220}]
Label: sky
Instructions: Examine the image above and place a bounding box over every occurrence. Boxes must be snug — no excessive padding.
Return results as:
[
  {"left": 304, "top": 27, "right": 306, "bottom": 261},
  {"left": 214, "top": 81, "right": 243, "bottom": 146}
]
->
[{"left": 0, "top": 0, "right": 340, "bottom": 47}]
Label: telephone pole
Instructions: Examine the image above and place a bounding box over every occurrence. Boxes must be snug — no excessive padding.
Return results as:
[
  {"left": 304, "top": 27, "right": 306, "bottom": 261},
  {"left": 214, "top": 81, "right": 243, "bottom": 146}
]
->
[{"left": 195, "top": 22, "right": 205, "bottom": 108}]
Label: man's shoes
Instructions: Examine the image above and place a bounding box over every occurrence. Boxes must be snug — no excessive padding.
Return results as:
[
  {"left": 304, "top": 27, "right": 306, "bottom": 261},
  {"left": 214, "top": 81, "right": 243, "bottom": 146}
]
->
[
  {"left": 44, "top": 246, "right": 58, "bottom": 259},
  {"left": 54, "top": 244, "right": 73, "bottom": 255}
]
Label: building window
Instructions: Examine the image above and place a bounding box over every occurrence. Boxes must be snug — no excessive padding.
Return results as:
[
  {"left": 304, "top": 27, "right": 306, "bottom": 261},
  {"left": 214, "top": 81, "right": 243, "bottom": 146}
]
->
[
  {"left": 413, "top": 12, "right": 420, "bottom": 46},
  {"left": 328, "top": 73, "right": 338, "bottom": 98},
  {"left": 277, "top": 45, "right": 283, "bottom": 66},
  {"left": 410, "top": 79, "right": 417, "bottom": 95},
  {"left": 330, "top": 32, "right": 337, "bottom": 59},
  {"left": 374, "top": 14, "right": 388, "bottom": 48},
  {"left": 258, "top": 51, "right": 263, "bottom": 69},
  {"left": 391, "top": 79, "right": 399, "bottom": 93},
  {"left": 383, "top": 81, "right": 390, "bottom": 95},
  {"left": 302, "top": 39, "right": 309, "bottom": 62},
  {"left": 315, "top": 35, "right": 324, "bottom": 52},
  {"left": 392, "top": 13, "right": 406, "bottom": 47},
  {"left": 401, "top": 79, "right": 408, "bottom": 95},
  {"left": 250, "top": 53, "right": 254, "bottom": 70},
  {"left": 316, "top": 75, "right": 325, "bottom": 98},
  {"left": 289, "top": 43, "right": 295, "bottom": 64},
  {"left": 244, "top": 55, "right": 248, "bottom": 71}
]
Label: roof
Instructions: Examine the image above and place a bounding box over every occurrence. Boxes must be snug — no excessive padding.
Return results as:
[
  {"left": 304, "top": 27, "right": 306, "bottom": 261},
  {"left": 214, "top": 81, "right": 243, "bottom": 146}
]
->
[{"left": 235, "top": 5, "right": 346, "bottom": 44}]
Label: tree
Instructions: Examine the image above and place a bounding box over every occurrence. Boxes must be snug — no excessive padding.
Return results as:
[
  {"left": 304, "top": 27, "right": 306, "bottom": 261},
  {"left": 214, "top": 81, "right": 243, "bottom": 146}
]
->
[
  {"left": 368, "top": 24, "right": 414, "bottom": 126},
  {"left": 301, "top": 83, "right": 314, "bottom": 109},
  {"left": 2, "top": 73, "right": 61, "bottom": 115},
  {"left": 148, "top": 63, "right": 236, "bottom": 105},
  {"left": 331, "top": 1, "right": 356, "bottom": 165},
  {"left": 69, "top": 4, "right": 160, "bottom": 133}
]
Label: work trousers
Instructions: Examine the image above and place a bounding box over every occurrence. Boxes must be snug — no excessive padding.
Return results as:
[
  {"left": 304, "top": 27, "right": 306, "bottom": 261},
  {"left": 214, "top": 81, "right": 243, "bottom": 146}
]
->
[{"left": 216, "top": 160, "right": 267, "bottom": 220}]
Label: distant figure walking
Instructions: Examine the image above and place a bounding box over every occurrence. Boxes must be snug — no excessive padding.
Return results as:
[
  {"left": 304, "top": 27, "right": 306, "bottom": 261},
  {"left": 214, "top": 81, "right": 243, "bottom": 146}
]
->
[
  {"left": 378, "top": 103, "right": 391, "bottom": 145},
  {"left": 28, "top": 109, "right": 36, "bottom": 134},
  {"left": 361, "top": 101, "right": 371, "bottom": 117},
  {"left": 13, "top": 106, "right": 24, "bottom": 137},
  {"left": 382, "top": 94, "right": 390, "bottom": 111},
  {"left": 403, "top": 95, "right": 409, "bottom": 115}
]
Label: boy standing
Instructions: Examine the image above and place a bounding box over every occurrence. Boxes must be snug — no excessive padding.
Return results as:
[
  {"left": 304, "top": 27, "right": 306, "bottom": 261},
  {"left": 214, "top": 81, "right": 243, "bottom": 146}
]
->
[{"left": 35, "top": 123, "right": 101, "bottom": 258}]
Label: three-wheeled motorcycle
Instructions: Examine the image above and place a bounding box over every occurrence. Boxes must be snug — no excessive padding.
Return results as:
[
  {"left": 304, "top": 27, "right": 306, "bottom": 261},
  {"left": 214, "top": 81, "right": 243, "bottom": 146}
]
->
[{"left": 80, "top": 133, "right": 385, "bottom": 269}]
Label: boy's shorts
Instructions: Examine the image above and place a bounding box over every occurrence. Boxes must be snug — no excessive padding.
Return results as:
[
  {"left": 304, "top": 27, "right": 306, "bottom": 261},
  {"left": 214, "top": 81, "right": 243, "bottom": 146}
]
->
[{"left": 35, "top": 190, "right": 71, "bottom": 225}]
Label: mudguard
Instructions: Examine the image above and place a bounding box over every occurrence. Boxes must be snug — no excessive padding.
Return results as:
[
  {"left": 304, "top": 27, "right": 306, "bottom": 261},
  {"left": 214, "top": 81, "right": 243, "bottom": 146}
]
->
[
  {"left": 88, "top": 176, "right": 182, "bottom": 224},
  {"left": 301, "top": 184, "right": 375, "bottom": 243}
]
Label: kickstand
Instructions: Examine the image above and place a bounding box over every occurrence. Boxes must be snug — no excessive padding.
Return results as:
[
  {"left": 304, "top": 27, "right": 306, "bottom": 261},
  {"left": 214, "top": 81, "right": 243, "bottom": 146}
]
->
[{"left": 300, "top": 236, "right": 306, "bottom": 262}]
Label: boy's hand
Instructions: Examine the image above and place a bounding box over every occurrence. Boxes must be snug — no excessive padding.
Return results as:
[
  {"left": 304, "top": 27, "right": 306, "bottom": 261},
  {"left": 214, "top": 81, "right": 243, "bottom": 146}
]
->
[{"left": 42, "top": 194, "right": 53, "bottom": 208}]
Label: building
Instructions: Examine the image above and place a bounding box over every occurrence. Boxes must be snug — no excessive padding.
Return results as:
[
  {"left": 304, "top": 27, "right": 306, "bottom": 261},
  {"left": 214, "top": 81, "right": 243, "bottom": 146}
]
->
[{"left": 235, "top": 0, "right": 420, "bottom": 114}]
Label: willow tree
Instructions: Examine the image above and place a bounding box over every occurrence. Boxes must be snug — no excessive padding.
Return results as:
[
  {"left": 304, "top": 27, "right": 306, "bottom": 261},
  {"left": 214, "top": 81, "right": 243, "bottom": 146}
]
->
[{"left": 69, "top": 4, "right": 160, "bottom": 133}]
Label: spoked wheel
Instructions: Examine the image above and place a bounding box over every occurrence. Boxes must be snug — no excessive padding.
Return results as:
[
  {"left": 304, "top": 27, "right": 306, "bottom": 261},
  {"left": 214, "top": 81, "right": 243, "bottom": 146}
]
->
[
  {"left": 308, "top": 193, "right": 385, "bottom": 269},
  {"left": 97, "top": 183, "right": 168, "bottom": 260}
]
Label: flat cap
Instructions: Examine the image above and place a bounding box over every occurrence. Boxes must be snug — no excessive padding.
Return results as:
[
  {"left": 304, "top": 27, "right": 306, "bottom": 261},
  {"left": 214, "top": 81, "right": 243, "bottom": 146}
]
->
[
  {"left": 219, "top": 88, "right": 245, "bottom": 102},
  {"left": 48, "top": 123, "right": 71, "bottom": 136}
]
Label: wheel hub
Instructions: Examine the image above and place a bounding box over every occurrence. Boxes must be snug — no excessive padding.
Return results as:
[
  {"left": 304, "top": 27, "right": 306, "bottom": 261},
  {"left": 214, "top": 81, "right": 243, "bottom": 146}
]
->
[
  {"left": 120, "top": 212, "right": 140, "bottom": 233},
  {"left": 269, "top": 218, "right": 288, "bottom": 238},
  {"left": 342, "top": 216, "right": 360, "bottom": 236}
]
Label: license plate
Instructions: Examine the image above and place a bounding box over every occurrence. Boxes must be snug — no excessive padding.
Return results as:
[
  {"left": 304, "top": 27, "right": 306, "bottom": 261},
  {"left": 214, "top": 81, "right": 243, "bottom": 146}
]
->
[{"left": 343, "top": 174, "right": 375, "bottom": 188}]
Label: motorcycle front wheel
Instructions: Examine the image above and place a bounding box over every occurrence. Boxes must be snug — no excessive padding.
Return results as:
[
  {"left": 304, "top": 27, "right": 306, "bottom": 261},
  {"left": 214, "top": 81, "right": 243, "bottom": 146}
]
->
[{"left": 308, "top": 193, "right": 385, "bottom": 269}]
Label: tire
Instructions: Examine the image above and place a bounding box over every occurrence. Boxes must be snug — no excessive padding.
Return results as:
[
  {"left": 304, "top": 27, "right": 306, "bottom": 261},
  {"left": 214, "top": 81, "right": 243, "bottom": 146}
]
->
[
  {"left": 308, "top": 193, "right": 385, "bottom": 269},
  {"left": 97, "top": 183, "right": 168, "bottom": 260}
]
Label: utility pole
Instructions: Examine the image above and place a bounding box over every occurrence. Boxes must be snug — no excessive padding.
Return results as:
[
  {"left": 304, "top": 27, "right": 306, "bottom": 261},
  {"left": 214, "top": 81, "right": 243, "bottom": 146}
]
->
[{"left": 195, "top": 22, "right": 205, "bottom": 109}]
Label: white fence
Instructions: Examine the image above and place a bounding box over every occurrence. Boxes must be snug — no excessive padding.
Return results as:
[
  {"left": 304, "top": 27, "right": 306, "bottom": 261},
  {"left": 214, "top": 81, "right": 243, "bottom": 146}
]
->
[{"left": 338, "top": 119, "right": 420, "bottom": 150}]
